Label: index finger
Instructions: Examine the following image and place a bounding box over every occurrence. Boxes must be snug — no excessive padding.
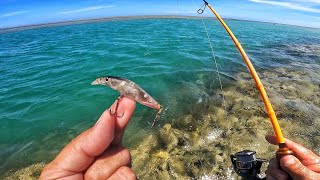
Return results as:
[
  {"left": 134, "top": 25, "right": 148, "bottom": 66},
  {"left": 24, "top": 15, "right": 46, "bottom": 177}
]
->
[
  {"left": 111, "top": 97, "right": 136, "bottom": 146},
  {"left": 265, "top": 135, "right": 318, "bottom": 161}
]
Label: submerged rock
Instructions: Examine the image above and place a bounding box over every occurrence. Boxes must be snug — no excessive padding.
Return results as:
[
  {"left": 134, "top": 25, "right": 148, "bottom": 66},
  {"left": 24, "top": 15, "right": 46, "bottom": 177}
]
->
[
  {"left": 131, "top": 67, "right": 320, "bottom": 179},
  {"left": 5, "top": 67, "right": 320, "bottom": 179},
  {"left": 3, "top": 163, "right": 45, "bottom": 180}
]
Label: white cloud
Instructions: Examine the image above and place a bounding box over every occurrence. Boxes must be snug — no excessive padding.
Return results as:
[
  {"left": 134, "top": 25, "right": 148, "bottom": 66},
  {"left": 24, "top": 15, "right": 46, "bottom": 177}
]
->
[
  {"left": 0, "top": 11, "right": 30, "bottom": 18},
  {"left": 58, "top": 5, "right": 116, "bottom": 15},
  {"left": 249, "top": 0, "right": 320, "bottom": 13},
  {"left": 295, "top": 0, "right": 320, "bottom": 4}
]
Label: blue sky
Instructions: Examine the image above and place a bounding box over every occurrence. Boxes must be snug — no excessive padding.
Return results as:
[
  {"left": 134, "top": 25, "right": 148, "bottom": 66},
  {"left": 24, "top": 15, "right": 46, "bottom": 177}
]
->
[{"left": 0, "top": 0, "right": 320, "bottom": 28}]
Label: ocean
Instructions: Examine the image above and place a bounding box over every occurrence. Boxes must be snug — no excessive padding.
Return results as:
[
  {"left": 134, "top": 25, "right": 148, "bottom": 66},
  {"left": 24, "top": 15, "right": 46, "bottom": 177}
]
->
[{"left": 0, "top": 17, "right": 319, "bottom": 179}]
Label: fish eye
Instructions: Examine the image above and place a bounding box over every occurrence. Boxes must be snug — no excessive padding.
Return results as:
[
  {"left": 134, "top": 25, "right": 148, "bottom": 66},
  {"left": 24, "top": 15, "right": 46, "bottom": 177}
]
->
[{"left": 105, "top": 78, "right": 109, "bottom": 81}]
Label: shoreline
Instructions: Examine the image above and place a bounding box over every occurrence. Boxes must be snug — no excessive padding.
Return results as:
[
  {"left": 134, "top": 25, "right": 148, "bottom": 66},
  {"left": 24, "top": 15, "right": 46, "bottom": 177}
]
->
[
  {"left": 1, "top": 15, "right": 318, "bottom": 34},
  {"left": 1, "top": 15, "right": 210, "bottom": 33}
]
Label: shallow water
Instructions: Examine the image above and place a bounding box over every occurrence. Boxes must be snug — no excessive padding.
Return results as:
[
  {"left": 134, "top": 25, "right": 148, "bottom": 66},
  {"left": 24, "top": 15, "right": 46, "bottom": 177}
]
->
[{"left": 0, "top": 18, "right": 319, "bottom": 179}]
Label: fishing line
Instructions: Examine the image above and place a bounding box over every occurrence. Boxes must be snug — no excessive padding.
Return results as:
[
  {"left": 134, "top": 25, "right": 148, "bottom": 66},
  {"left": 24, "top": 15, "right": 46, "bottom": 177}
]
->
[
  {"left": 196, "top": 1, "right": 294, "bottom": 165},
  {"left": 192, "top": 0, "right": 229, "bottom": 125},
  {"left": 190, "top": 0, "right": 233, "bottom": 162},
  {"left": 187, "top": 0, "right": 228, "bottom": 117},
  {"left": 199, "top": 14, "right": 227, "bottom": 116},
  {"left": 177, "top": 0, "right": 229, "bottom": 136}
]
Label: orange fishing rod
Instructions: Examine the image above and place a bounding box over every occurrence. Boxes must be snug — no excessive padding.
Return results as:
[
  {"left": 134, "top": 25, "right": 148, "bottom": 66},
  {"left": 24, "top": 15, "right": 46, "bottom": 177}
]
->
[{"left": 199, "top": 0, "right": 293, "bottom": 159}]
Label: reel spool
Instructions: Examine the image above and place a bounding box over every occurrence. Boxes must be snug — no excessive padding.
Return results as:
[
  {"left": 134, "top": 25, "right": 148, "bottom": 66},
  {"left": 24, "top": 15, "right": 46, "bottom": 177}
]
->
[{"left": 230, "top": 150, "right": 267, "bottom": 179}]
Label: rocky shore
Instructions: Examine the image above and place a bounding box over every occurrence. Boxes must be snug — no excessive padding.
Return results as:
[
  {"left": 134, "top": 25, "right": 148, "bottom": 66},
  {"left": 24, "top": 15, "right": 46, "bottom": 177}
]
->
[{"left": 3, "top": 67, "right": 320, "bottom": 179}]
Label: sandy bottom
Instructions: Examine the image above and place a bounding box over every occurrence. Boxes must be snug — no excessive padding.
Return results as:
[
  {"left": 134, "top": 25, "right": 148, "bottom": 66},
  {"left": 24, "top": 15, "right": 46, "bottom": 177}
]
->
[{"left": 3, "top": 67, "right": 320, "bottom": 179}]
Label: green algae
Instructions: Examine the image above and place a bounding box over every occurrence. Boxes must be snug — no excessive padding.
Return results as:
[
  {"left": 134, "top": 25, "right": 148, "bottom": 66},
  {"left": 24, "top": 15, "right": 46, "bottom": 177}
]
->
[
  {"left": 2, "top": 163, "right": 45, "bottom": 180},
  {"left": 131, "top": 67, "right": 320, "bottom": 179}
]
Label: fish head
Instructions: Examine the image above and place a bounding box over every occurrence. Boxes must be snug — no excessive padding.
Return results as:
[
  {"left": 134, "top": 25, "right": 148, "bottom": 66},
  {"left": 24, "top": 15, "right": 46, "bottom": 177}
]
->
[
  {"left": 141, "top": 96, "right": 161, "bottom": 110},
  {"left": 144, "top": 101, "right": 161, "bottom": 110},
  {"left": 91, "top": 77, "right": 112, "bottom": 86}
]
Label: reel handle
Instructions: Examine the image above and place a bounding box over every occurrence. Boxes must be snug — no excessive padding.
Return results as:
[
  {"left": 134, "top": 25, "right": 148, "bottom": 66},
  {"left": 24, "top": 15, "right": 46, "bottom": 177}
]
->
[{"left": 276, "top": 143, "right": 294, "bottom": 161}]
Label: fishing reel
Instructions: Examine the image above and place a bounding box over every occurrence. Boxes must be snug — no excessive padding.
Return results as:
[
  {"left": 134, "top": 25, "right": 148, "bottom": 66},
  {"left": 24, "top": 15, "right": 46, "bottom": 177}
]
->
[{"left": 230, "top": 150, "right": 267, "bottom": 179}]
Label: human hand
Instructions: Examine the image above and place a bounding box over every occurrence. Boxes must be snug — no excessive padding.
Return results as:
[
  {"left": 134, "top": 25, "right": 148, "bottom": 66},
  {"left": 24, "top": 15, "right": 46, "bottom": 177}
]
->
[
  {"left": 40, "top": 97, "right": 137, "bottom": 180},
  {"left": 265, "top": 135, "right": 320, "bottom": 180}
]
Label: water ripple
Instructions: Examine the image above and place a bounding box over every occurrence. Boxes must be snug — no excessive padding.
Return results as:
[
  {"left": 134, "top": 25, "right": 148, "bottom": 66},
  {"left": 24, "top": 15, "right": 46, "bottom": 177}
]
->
[{"left": 0, "top": 18, "right": 320, "bottom": 175}]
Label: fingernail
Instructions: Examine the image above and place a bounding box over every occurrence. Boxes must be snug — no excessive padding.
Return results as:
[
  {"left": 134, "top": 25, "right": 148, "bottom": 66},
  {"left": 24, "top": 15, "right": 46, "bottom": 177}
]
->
[
  {"left": 95, "top": 110, "right": 109, "bottom": 125},
  {"left": 283, "top": 156, "right": 295, "bottom": 166}
]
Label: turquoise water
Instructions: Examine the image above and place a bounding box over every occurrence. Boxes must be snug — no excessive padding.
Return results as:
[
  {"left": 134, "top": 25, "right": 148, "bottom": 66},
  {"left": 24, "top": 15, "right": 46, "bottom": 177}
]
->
[{"left": 1, "top": 18, "right": 320, "bottom": 176}]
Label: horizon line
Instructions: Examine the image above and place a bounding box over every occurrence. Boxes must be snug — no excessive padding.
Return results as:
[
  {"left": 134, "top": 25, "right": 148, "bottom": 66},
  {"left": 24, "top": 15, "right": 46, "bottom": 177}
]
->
[{"left": 0, "top": 15, "right": 319, "bottom": 33}]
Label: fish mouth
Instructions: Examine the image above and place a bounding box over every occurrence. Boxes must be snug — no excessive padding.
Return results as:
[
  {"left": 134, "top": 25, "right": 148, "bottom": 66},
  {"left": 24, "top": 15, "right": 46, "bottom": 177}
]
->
[
  {"left": 143, "top": 102, "right": 161, "bottom": 110},
  {"left": 91, "top": 79, "right": 99, "bottom": 85}
]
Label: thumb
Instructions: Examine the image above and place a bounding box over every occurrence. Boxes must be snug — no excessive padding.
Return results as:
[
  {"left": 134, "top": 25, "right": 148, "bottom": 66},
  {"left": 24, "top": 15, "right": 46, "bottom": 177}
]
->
[{"left": 280, "top": 155, "right": 319, "bottom": 179}]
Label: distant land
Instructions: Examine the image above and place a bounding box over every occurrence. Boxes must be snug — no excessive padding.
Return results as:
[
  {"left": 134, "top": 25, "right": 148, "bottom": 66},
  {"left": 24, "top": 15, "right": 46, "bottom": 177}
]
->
[{"left": 0, "top": 15, "right": 318, "bottom": 33}]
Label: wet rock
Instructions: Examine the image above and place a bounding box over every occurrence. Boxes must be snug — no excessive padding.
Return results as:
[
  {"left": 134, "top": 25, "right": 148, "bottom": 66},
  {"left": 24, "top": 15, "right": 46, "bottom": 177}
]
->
[
  {"left": 3, "top": 163, "right": 45, "bottom": 180},
  {"left": 123, "top": 67, "right": 320, "bottom": 179},
  {"left": 173, "top": 115, "right": 196, "bottom": 131},
  {"left": 159, "top": 124, "right": 191, "bottom": 152}
]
